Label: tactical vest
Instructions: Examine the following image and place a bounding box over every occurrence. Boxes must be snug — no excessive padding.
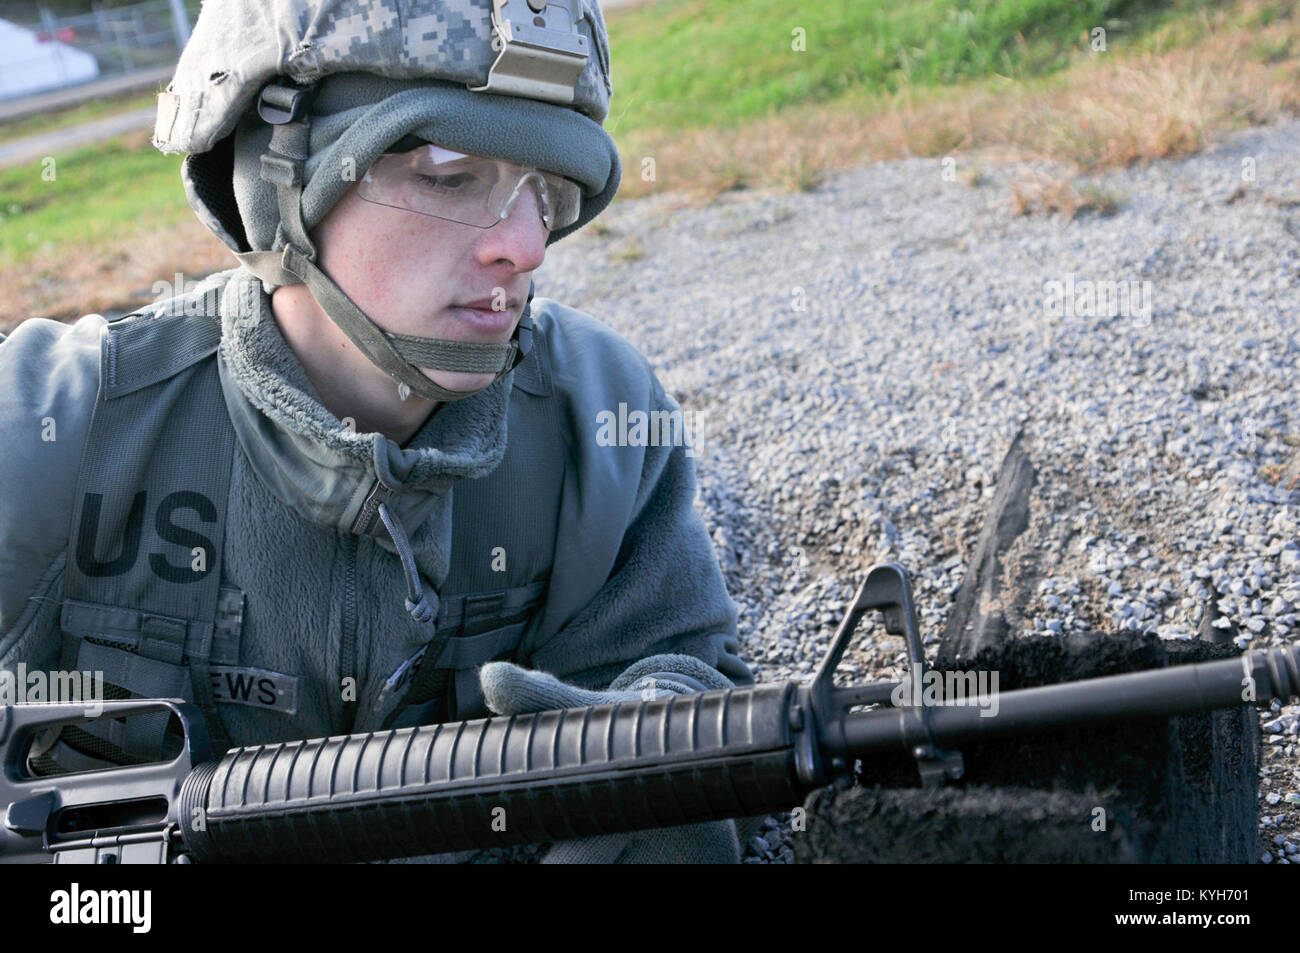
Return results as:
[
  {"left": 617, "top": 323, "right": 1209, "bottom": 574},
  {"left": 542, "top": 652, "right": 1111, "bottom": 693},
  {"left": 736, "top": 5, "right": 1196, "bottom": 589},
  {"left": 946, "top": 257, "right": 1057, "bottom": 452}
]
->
[{"left": 43, "top": 301, "right": 563, "bottom": 772}]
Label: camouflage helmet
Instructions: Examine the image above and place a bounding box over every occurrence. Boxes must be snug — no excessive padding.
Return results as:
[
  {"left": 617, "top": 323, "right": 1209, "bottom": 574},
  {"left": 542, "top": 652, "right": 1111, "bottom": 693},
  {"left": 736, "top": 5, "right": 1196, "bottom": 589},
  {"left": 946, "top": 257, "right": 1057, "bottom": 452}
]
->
[{"left": 154, "top": 0, "right": 622, "bottom": 403}]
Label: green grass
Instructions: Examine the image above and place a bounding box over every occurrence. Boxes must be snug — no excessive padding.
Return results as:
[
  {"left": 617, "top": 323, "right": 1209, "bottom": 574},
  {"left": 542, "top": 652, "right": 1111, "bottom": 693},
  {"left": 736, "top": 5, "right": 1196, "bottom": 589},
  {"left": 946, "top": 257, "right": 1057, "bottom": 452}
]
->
[
  {"left": 603, "top": 0, "right": 1221, "bottom": 136},
  {"left": 610, "top": 237, "right": 646, "bottom": 262},
  {"left": 0, "top": 133, "right": 187, "bottom": 267},
  {"left": 1128, "top": 0, "right": 1297, "bottom": 54}
]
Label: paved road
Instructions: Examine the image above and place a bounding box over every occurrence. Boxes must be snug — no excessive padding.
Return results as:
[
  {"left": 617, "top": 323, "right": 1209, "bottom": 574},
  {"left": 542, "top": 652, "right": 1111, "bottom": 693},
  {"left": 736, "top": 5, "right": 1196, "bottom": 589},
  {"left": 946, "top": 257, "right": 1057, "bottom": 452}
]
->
[
  {"left": 0, "top": 64, "right": 173, "bottom": 123},
  {"left": 0, "top": 106, "right": 156, "bottom": 167}
]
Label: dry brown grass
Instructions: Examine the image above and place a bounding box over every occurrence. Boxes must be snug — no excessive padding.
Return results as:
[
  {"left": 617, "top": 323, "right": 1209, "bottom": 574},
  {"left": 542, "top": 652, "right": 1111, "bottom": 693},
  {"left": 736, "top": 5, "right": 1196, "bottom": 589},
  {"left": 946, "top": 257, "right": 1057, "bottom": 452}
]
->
[
  {"left": 1, "top": 218, "right": 233, "bottom": 331},
  {"left": 1008, "top": 169, "right": 1123, "bottom": 220},
  {"left": 1260, "top": 459, "right": 1300, "bottom": 491},
  {"left": 1258, "top": 430, "right": 1300, "bottom": 490},
  {"left": 618, "top": 0, "right": 1299, "bottom": 211}
]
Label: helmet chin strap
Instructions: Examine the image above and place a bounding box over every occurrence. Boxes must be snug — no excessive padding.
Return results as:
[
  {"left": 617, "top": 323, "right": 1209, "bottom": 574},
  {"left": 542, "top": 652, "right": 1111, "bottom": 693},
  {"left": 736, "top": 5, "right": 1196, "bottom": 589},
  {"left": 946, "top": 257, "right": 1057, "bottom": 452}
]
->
[{"left": 234, "top": 82, "right": 533, "bottom": 403}]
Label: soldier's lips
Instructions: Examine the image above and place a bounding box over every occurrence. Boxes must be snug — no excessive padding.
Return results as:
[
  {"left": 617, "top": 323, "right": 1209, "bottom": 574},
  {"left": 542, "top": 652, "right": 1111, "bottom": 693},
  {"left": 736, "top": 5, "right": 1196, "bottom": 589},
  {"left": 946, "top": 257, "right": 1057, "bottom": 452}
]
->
[{"left": 446, "top": 306, "right": 516, "bottom": 335}]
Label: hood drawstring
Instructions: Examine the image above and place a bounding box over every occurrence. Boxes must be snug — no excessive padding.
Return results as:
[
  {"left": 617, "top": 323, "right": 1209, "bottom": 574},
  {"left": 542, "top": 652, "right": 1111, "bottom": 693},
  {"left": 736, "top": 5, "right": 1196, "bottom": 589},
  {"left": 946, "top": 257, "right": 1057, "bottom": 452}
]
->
[{"left": 377, "top": 501, "right": 435, "bottom": 624}]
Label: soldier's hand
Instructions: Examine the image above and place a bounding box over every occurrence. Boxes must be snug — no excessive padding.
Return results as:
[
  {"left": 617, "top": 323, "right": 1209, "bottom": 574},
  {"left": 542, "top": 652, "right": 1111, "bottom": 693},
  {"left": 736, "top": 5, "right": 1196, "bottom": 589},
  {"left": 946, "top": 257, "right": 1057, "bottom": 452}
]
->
[{"left": 479, "top": 652, "right": 733, "bottom": 717}]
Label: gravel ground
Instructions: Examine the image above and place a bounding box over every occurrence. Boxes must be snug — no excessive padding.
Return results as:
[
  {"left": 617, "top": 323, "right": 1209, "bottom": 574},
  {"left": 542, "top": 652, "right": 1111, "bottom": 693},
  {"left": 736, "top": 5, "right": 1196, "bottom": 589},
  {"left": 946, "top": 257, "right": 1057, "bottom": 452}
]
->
[{"left": 539, "top": 114, "right": 1300, "bottom": 863}]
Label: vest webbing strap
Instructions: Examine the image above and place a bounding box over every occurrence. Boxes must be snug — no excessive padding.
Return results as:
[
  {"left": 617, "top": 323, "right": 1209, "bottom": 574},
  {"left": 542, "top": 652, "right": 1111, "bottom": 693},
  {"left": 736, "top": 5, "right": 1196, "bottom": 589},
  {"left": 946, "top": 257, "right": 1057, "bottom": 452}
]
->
[{"left": 62, "top": 313, "right": 236, "bottom": 759}]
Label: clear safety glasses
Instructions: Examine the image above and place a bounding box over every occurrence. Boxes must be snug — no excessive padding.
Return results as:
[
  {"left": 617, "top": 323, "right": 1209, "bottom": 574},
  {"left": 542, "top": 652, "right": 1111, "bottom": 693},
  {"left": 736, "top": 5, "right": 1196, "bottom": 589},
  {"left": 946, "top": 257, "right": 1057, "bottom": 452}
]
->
[{"left": 357, "top": 144, "right": 583, "bottom": 232}]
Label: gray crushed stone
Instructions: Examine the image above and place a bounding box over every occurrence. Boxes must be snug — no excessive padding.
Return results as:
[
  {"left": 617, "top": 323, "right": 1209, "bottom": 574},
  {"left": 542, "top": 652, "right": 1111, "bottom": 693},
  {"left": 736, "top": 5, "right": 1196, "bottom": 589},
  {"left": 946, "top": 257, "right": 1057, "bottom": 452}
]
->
[{"left": 539, "top": 113, "right": 1300, "bottom": 863}]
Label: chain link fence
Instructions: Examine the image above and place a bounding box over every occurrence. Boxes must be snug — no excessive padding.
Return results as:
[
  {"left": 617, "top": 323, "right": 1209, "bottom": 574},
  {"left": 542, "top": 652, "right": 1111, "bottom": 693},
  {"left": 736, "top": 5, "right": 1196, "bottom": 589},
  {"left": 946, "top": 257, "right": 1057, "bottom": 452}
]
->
[{"left": 0, "top": 0, "right": 192, "bottom": 100}]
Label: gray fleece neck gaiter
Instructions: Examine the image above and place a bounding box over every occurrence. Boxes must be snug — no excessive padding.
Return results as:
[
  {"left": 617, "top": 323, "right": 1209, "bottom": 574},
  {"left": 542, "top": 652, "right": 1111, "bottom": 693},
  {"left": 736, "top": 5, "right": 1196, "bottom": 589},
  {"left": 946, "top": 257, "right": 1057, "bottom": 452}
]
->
[{"left": 214, "top": 267, "right": 513, "bottom": 559}]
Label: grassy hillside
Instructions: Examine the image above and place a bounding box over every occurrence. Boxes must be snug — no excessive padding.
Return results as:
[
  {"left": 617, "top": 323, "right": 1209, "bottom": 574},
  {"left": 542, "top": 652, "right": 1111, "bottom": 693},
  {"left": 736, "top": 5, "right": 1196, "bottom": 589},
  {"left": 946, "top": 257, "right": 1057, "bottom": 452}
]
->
[
  {"left": 605, "top": 0, "right": 1216, "bottom": 133},
  {"left": 0, "top": 0, "right": 1296, "bottom": 324}
]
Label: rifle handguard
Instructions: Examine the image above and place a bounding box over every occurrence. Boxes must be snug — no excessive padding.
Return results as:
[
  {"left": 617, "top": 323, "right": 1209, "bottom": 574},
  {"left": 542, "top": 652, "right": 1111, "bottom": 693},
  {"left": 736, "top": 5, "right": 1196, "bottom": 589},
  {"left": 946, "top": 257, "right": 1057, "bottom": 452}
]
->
[{"left": 180, "top": 682, "right": 813, "bottom": 863}]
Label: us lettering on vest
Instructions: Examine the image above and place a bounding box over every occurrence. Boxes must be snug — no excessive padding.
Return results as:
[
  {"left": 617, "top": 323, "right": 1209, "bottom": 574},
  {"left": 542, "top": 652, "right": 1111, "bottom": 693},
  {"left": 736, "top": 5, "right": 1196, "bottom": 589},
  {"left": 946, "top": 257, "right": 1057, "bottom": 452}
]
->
[{"left": 75, "top": 490, "right": 219, "bottom": 582}]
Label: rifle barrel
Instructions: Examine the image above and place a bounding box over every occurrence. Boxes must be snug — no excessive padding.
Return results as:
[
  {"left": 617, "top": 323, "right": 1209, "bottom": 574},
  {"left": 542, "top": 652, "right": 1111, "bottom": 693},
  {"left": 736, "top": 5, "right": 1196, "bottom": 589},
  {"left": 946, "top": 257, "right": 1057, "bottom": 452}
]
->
[{"left": 841, "top": 644, "right": 1300, "bottom": 754}]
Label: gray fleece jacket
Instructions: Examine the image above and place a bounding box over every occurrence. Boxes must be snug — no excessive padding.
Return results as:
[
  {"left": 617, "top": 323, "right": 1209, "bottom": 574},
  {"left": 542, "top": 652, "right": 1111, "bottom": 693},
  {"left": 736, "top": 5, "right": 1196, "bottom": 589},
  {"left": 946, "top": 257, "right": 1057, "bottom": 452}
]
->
[{"left": 0, "top": 268, "right": 751, "bottom": 762}]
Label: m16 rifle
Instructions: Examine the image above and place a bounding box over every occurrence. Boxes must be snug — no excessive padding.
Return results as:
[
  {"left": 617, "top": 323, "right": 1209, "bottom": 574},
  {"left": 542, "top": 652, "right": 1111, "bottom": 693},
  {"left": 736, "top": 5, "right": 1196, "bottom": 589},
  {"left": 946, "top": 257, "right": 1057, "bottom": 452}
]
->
[{"left": 2, "top": 563, "right": 1296, "bottom": 864}]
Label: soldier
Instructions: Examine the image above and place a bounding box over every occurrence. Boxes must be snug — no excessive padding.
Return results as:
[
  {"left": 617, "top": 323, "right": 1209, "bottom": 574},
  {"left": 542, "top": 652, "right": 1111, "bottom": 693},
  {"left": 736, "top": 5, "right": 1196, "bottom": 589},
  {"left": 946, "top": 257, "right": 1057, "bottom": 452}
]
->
[{"left": 0, "top": 0, "right": 753, "bottom": 863}]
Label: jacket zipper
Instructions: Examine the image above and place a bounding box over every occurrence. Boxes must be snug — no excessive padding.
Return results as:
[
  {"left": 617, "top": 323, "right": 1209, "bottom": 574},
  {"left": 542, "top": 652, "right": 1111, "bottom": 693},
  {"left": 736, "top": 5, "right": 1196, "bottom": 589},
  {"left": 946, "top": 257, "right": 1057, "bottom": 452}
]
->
[
  {"left": 341, "top": 533, "right": 358, "bottom": 733},
  {"left": 341, "top": 478, "right": 395, "bottom": 733},
  {"left": 350, "top": 477, "right": 394, "bottom": 536}
]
